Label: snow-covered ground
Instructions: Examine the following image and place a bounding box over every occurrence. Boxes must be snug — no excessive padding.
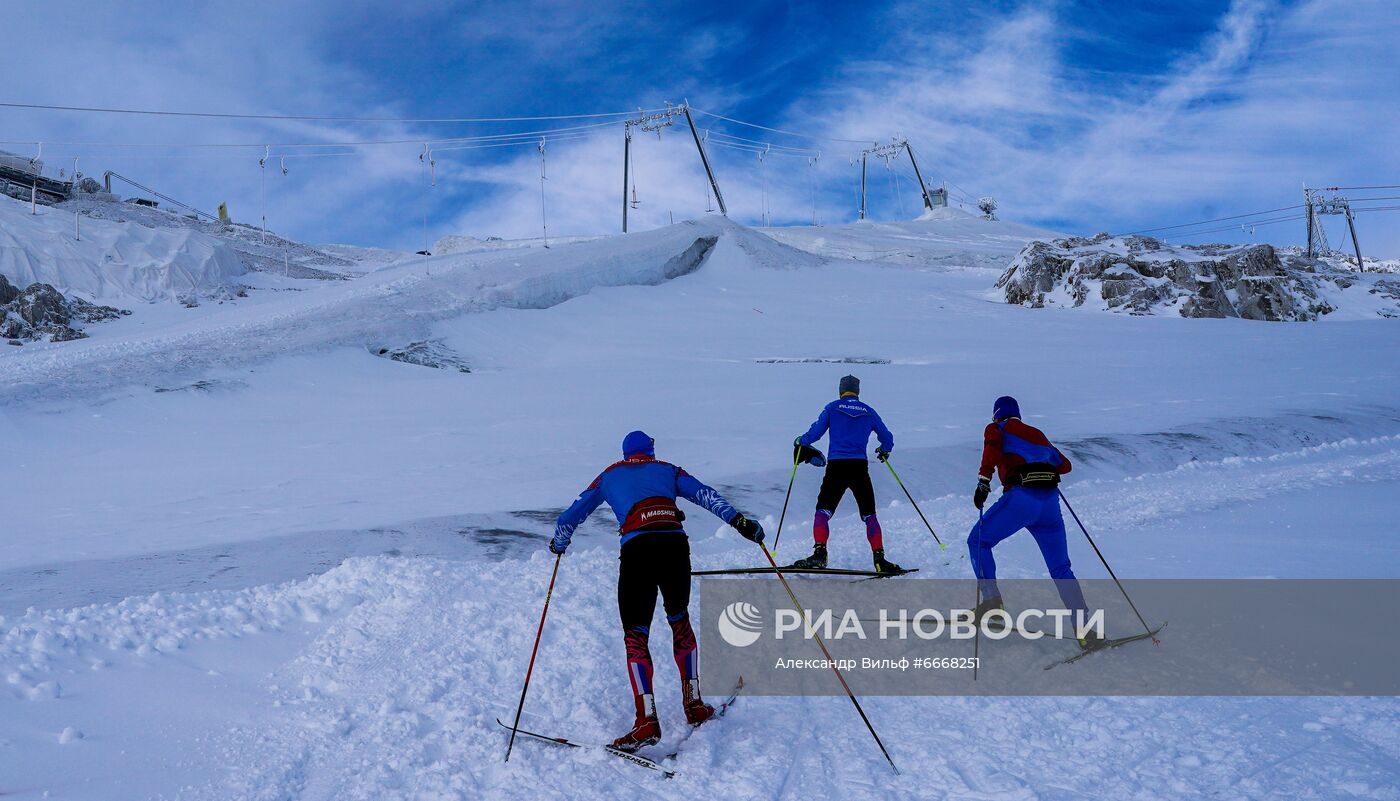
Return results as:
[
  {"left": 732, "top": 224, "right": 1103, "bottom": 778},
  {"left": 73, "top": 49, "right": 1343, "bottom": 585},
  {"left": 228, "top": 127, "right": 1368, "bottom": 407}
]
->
[{"left": 2, "top": 206, "right": 1398, "bottom": 799}]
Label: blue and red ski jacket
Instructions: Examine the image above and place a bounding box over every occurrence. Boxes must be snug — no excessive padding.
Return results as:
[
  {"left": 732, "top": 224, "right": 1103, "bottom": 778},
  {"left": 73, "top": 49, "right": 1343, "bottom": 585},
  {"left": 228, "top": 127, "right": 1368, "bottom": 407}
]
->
[
  {"left": 551, "top": 455, "right": 739, "bottom": 551},
  {"left": 798, "top": 396, "right": 894, "bottom": 461},
  {"left": 979, "top": 418, "right": 1072, "bottom": 487}
]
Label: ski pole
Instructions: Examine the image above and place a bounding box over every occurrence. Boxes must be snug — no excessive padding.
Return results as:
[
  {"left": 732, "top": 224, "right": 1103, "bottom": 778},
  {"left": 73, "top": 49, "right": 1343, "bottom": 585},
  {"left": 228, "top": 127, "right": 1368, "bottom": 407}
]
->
[
  {"left": 505, "top": 552, "right": 563, "bottom": 762},
  {"left": 770, "top": 452, "right": 801, "bottom": 554},
  {"left": 883, "top": 459, "right": 946, "bottom": 549},
  {"left": 1058, "top": 489, "right": 1158, "bottom": 645},
  {"left": 757, "top": 542, "right": 900, "bottom": 775},
  {"left": 973, "top": 505, "right": 982, "bottom": 681}
]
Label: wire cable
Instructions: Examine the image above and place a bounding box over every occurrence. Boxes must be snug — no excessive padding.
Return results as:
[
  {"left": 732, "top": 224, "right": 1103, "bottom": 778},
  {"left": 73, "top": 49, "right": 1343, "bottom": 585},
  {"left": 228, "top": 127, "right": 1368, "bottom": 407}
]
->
[
  {"left": 1125, "top": 205, "right": 1306, "bottom": 235},
  {"left": 0, "top": 120, "right": 623, "bottom": 151},
  {"left": 690, "top": 108, "right": 875, "bottom": 145},
  {"left": 0, "top": 100, "right": 662, "bottom": 124}
]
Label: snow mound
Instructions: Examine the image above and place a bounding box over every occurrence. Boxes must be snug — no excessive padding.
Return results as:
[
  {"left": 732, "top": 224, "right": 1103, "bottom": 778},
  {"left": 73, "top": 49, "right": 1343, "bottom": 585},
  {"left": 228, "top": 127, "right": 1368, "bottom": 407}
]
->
[
  {"left": 0, "top": 218, "right": 771, "bottom": 404},
  {"left": 432, "top": 232, "right": 601, "bottom": 256},
  {"left": 998, "top": 234, "right": 1400, "bottom": 321},
  {"left": 0, "top": 196, "right": 246, "bottom": 303},
  {"left": 915, "top": 205, "right": 977, "bottom": 222},
  {"left": 762, "top": 210, "right": 1059, "bottom": 271},
  {"left": 67, "top": 198, "right": 357, "bottom": 280}
]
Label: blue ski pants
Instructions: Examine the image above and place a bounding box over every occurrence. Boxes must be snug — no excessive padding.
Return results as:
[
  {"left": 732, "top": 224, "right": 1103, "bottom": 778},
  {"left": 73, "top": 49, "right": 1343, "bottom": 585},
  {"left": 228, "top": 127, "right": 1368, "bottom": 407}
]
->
[{"left": 968, "top": 486, "right": 1086, "bottom": 612}]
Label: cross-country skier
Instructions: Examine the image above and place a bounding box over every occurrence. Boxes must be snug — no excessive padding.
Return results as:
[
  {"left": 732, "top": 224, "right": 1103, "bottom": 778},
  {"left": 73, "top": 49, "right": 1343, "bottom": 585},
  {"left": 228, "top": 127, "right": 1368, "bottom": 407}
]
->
[
  {"left": 789, "top": 375, "right": 904, "bottom": 574},
  {"left": 549, "top": 430, "right": 765, "bottom": 751},
  {"left": 968, "top": 396, "right": 1101, "bottom": 649}
]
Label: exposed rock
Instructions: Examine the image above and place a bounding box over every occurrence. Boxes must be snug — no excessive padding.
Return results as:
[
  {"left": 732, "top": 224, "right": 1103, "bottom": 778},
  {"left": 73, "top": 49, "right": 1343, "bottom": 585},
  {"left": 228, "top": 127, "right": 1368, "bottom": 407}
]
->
[
  {"left": 997, "top": 236, "right": 1396, "bottom": 321},
  {"left": 373, "top": 340, "right": 471, "bottom": 373},
  {"left": 0, "top": 279, "right": 130, "bottom": 343}
]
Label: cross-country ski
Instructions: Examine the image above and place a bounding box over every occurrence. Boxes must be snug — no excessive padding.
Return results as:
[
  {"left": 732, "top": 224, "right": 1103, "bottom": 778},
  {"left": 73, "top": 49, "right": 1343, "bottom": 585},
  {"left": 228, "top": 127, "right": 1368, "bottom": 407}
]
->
[
  {"left": 3, "top": 2, "right": 1399, "bottom": 798},
  {"left": 494, "top": 719, "right": 678, "bottom": 777}
]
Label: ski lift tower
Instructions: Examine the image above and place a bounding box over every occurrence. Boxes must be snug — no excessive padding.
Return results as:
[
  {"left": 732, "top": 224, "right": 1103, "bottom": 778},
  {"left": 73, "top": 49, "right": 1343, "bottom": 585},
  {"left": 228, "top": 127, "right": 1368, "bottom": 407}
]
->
[
  {"left": 1304, "top": 185, "right": 1364, "bottom": 267},
  {"left": 859, "top": 139, "right": 938, "bottom": 220},
  {"left": 622, "top": 104, "right": 727, "bottom": 233}
]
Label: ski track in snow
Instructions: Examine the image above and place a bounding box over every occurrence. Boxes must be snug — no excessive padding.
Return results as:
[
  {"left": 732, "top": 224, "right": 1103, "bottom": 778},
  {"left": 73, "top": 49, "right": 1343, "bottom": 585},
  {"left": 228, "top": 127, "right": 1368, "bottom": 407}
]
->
[{"left": 3, "top": 429, "right": 1399, "bottom": 799}]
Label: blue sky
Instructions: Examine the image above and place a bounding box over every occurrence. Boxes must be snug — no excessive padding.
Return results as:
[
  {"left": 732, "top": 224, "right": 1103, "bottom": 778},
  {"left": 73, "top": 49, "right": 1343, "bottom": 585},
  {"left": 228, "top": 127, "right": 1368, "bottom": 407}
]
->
[{"left": 6, "top": 0, "right": 1399, "bottom": 254}]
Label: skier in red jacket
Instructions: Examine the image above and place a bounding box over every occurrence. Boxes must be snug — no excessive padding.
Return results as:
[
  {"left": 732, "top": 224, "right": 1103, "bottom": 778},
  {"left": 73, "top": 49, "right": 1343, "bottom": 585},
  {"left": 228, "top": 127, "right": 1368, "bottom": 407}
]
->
[{"left": 968, "top": 396, "right": 1100, "bottom": 649}]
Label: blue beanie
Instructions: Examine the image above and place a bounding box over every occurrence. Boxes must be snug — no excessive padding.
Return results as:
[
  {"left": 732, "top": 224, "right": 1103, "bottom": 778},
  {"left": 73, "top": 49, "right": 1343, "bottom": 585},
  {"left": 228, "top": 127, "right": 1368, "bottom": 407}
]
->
[
  {"left": 622, "top": 430, "right": 655, "bottom": 457},
  {"left": 993, "top": 396, "right": 1020, "bottom": 421}
]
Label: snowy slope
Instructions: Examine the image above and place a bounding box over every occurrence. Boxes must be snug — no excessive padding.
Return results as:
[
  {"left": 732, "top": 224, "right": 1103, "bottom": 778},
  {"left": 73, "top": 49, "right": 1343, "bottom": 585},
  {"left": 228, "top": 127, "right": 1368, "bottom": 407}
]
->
[
  {"left": 762, "top": 206, "right": 1057, "bottom": 271},
  {"left": 2, "top": 210, "right": 1399, "bottom": 799},
  {"left": 0, "top": 197, "right": 246, "bottom": 303}
]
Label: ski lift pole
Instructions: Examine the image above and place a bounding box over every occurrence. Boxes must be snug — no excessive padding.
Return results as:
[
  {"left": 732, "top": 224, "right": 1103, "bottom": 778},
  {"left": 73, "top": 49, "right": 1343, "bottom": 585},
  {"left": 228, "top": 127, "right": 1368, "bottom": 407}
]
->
[
  {"left": 1057, "top": 489, "right": 1158, "bottom": 643},
  {"left": 882, "top": 459, "right": 946, "bottom": 549},
  {"left": 259, "top": 146, "right": 268, "bottom": 242},
  {"left": 622, "top": 122, "right": 631, "bottom": 233},
  {"left": 505, "top": 552, "right": 563, "bottom": 762},
  {"left": 538, "top": 138, "right": 549, "bottom": 247},
  {"left": 756, "top": 542, "right": 899, "bottom": 774},
  {"left": 682, "top": 102, "right": 726, "bottom": 216}
]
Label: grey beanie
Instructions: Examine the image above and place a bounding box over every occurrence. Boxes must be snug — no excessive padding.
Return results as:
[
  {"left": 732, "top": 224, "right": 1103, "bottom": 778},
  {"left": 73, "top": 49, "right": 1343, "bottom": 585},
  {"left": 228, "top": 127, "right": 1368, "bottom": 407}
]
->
[{"left": 839, "top": 374, "right": 860, "bottom": 396}]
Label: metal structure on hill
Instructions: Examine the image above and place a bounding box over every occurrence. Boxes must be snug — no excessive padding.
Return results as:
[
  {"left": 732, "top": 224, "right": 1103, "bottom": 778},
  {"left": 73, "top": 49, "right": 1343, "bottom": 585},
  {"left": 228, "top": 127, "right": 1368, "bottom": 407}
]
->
[
  {"left": 1304, "top": 185, "right": 1363, "bottom": 266},
  {"left": 622, "top": 103, "right": 727, "bottom": 233},
  {"left": 858, "top": 139, "right": 943, "bottom": 221}
]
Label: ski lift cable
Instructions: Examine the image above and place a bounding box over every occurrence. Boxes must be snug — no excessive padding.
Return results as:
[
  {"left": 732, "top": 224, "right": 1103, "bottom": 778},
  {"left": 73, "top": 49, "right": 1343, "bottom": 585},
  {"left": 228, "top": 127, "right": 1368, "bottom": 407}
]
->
[
  {"left": 0, "top": 100, "right": 664, "bottom": 124},
  {"left": 689, "top": 108, "right": 876, "bottom": 145},
  {"left": 703, "top": 130, "right": 819, "bottom": 154},
  {"left": 707, "top": 140, "right": 814, "bottom": 159},
  {"left": 0, "top": 120, "right": 623, "bottom": 151},
  {"left": 14, "top": 131, "right": 602, "bottom": 163},
  {"left": 1168, "top": 214, "right": 1307, "bottom": 237},
  {"left": 1124, "top": 205, "right": 1308, "bottom": 235}
]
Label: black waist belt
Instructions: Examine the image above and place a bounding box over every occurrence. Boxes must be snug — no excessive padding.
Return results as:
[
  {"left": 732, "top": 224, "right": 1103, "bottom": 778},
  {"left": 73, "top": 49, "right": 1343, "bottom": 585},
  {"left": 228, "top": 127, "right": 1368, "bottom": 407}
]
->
[{"left": 1012, "top": 463, "right": 1061, "bottom": 489}]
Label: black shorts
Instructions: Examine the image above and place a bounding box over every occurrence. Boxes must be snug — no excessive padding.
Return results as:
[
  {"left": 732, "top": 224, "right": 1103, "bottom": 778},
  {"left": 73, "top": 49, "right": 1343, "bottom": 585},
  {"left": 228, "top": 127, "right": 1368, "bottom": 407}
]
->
[
  {"left": 815, "top": 458, "right": 877, "bottom": 518},
  {"left": 618, "top": 532, "right": 692, "bottom": 632}
]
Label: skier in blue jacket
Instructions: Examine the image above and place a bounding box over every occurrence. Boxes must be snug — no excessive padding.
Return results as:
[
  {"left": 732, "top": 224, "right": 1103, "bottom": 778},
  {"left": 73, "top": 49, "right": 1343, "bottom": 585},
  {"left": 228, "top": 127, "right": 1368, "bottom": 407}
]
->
[
  {"left": 790, "top": 375, "right": 903, "bottom": 573},
  {"left": 550, "top": 430, "right": 764, "bottom": 752}
]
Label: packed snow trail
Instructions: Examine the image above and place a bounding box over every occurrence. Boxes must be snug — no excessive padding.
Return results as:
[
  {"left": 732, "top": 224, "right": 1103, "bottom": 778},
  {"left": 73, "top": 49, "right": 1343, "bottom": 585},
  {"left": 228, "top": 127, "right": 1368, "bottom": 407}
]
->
[{"left": 5, "top": 426, "right": 1400, "bottom": 799}]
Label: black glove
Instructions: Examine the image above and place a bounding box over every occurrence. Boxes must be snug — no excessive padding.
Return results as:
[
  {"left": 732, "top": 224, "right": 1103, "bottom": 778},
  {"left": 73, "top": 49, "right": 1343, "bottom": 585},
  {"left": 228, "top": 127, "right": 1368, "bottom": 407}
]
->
[
  {"left": 794, "top": 441, "right": 827, "bottom": 467},
  {"left": 548, "top": 539, "right": 567, "bottom": 556},
  {"left": 731, "top": 513, "right": 765, "bottom": 544},
  {"left": 973, "top": 477, "right": 992, "bottom": 510},
  {"left": 876, "top": 449, "right": 890, "bottom": 463}
]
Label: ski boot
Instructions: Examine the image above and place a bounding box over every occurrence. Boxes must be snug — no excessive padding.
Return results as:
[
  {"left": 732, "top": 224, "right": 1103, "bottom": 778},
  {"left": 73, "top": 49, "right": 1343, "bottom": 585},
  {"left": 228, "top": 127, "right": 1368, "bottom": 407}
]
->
[
  {"left": 872, "top": 549, "right": 904, "bottom": 575},
  {"left": 789, "top": 543, "right": 827, "bottom": 569},
  {"left": 1077, "top": 630, "right": 1107, "bottom": 652},
  {"left": 971, "top": 595, "right": 1006, "bottom": 626},
  {"left": 681, "top": 678, "right": 715, "bottom": 727},
  {"left": 611, "top": 693, "right": 661, "bottom": 752}
]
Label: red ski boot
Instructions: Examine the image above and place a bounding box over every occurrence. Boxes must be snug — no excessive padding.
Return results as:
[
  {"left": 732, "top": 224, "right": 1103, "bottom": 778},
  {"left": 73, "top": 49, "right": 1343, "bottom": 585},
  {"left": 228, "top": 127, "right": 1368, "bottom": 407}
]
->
[
  {"left": 611, "top": 693, "right": 661, "bottom": 752},
  {"left": 682, "top": 679, "right": 715, "bottom": 726}
]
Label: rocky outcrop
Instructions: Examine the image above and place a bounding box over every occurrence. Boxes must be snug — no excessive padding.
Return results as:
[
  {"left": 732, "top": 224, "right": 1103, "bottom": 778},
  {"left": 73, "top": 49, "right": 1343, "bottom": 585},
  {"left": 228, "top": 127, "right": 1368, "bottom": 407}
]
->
[
  {"left": 372, "top": 340, "right": 471, "bottom": 373},
  {"left": 1, "top": 275, "right": 129, "bottom": 344},
  {"left": 996, "top": 234, "right": 1395, "bottom": 321}
]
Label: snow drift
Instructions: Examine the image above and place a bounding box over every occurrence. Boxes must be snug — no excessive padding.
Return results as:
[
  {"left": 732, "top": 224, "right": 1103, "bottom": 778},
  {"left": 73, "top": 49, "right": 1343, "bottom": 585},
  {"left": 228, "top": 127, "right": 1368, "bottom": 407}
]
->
[
  {"left": 0, "top": 196, "right": 246, "bottom": 303},
  {"left": 0, "top": 217, "right": 790, "bottom": 405}
]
